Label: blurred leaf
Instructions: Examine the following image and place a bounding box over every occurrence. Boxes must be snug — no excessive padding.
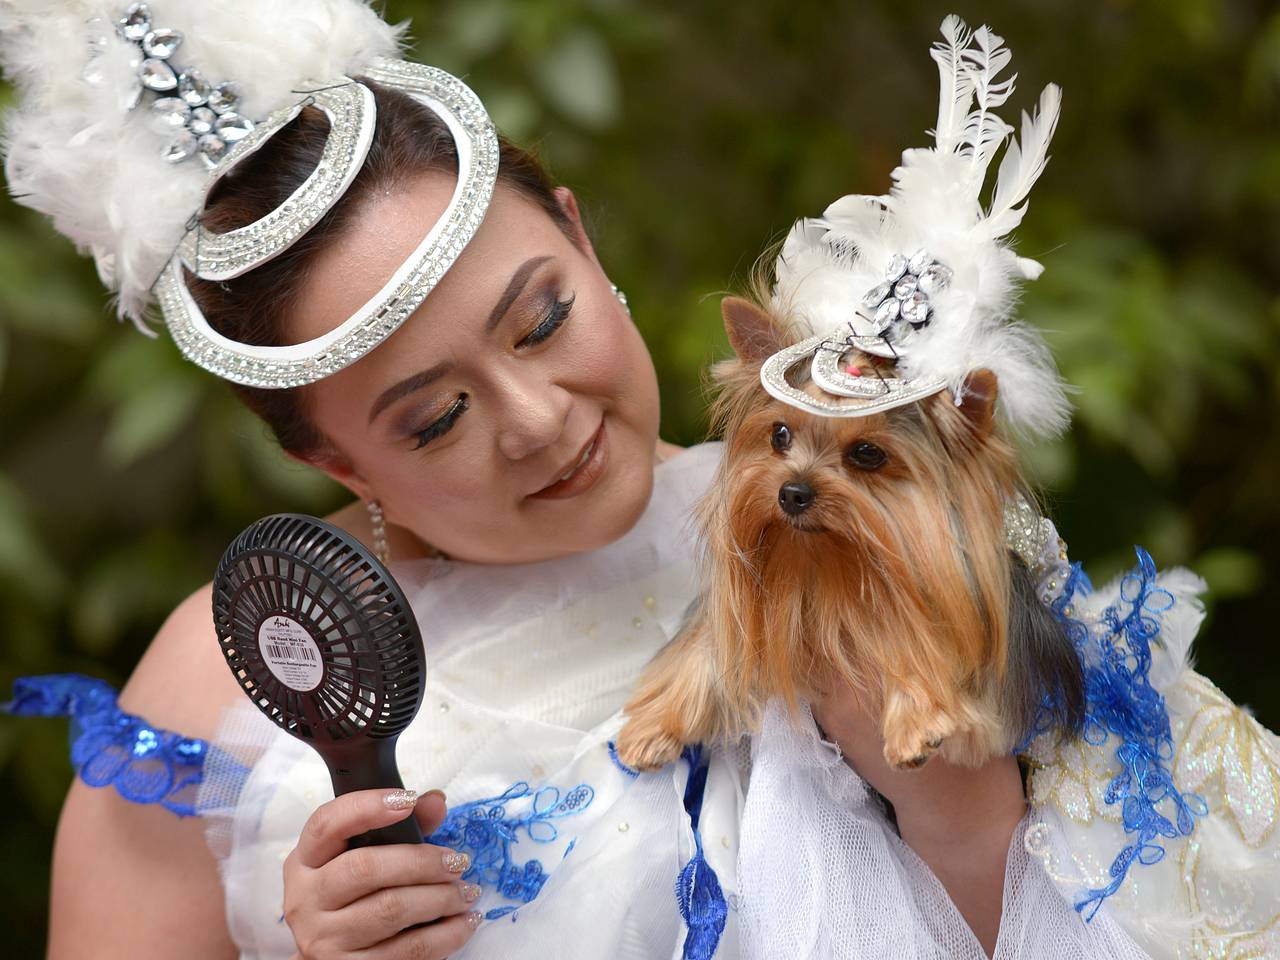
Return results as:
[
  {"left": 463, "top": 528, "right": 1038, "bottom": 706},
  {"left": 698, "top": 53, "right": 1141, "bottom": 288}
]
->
[
  {"left": 0, "top": 473, "right": 63, "bottom": 605},
  {"left": 70, "top": 534, "right": 206, "bottom": 654},
  {"left": 481, "top": 86, "right": 542, "bottom": 141},
  {"left": 1194, "top": 547, "right": 1264, "bottom": 599},
  {"left": 533, "top": 28, "right": 620, "bottom": 129},
  {"left": 445, "top": 0, "right": 511, "bottom": 58},
  {"left": 1243, "top": 11, "right": 1280, "bottom": 108},
  {"left": 81, "top": 331, "right": 203, "bottom": 468},
  {"left": 100, "top": 376, "right": 201, "bottom": 469}
]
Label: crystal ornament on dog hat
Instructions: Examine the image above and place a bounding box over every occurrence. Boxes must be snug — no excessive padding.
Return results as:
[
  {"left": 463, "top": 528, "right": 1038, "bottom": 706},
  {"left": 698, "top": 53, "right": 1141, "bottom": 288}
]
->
[
  {"left": 761, "top": 15, "right": 1070, "bottom": 439},
  {"left": 0, "top": 0, "right": 499, "bottom": 389}
]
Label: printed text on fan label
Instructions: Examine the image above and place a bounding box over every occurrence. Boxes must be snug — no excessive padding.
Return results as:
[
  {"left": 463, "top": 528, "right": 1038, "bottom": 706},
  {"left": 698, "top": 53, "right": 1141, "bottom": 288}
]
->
[{"left": 258, "top": 615, "right": 323, "bottom": 691}]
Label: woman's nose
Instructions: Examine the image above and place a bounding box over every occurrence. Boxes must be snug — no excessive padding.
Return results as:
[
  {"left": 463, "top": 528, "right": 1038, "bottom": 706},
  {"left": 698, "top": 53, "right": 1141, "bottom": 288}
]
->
[{"left": 494, "top": 372, "right": 573, "bottom": 462}]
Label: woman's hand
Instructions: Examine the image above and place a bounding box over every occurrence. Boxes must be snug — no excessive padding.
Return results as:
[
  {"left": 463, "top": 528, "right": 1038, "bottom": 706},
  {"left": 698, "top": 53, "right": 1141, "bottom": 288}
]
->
[
  {"left": 811, "top": 692, "right": 1027, "bottom": 957},
  {"left": 283, "top": 788, "right": 483, "bottom": 959}
]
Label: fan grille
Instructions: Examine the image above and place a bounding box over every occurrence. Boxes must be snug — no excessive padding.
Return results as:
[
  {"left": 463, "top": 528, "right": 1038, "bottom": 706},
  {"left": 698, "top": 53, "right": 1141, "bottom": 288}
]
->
[{"left": 213, "top": 514, "right": 425, "bottom": 743}]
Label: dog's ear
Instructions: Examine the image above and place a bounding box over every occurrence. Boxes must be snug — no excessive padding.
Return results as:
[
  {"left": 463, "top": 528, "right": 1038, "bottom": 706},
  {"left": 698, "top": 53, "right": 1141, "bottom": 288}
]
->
[
  {"left": 956, "top": 369, "right": 999, "bottom": 435},
  {"left": 722, "top": 297, "right": 786, "bottom": 364}
]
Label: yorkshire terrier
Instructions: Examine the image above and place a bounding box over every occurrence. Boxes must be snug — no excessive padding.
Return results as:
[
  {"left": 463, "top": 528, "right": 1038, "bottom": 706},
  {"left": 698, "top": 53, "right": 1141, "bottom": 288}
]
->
[{"left": 616, "top": 296, "right": 1085, "bottom": 771}]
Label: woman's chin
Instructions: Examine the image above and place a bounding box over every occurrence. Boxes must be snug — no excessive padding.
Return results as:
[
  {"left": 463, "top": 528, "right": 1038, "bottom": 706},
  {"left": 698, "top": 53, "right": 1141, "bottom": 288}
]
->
[{"left": 523, "top": 423, "right": 657, "bottom": 559}]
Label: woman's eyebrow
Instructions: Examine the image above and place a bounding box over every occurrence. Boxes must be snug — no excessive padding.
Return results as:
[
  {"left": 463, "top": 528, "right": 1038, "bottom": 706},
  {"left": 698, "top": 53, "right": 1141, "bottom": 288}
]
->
[{"left": 367, "top": 255, "right": 554, "bottom": 426}]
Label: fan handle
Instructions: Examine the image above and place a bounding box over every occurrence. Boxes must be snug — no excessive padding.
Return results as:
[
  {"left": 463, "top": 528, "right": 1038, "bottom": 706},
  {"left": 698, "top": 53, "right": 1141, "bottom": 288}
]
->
[{"left": 327, "top": 738, "right": 425, "bottom": 848}]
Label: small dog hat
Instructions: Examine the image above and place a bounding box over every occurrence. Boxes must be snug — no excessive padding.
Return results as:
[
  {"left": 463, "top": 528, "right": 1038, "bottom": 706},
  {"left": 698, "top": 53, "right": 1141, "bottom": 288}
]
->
[{"left": 761, "top": 14, "right": 1068, "bottom": 439}]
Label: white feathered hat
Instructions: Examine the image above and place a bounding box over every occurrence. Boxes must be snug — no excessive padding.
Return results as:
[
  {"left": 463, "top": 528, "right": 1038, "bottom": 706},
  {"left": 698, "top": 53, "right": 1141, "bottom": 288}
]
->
[
  {"left": 761, "top": 14, "right": 1068, "bottom": 439},
  {"left": 0, "top": 1, "right": 499, "bottom": 389}
]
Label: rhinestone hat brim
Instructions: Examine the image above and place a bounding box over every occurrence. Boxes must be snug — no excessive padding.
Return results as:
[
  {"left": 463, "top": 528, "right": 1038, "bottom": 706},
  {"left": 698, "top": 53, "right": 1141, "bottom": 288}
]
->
[
  {"left": 155, "top": 58, "right": 499, "bottom": 390},
  {"left": 759, "top": 335, "right": 948, "bottom": 418},
  {"left": 177, "top": 82, "right": 377, "bottom": 281}
]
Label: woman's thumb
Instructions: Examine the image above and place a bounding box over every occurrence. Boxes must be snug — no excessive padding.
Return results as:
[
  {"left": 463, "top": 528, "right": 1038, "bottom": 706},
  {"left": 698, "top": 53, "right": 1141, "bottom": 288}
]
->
[{"left": 414, "top": 788, "right": 449, "bottom": 837}]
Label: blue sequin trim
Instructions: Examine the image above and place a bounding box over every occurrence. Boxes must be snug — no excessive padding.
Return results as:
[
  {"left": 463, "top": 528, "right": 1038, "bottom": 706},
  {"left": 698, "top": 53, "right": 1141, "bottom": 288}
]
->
[
  {"left": 675, "top": 745, "right": 727, "bottom": 959},
  {"left": 1018, "top": 548, "right": 1208, "bottom": 919},
  {"left": 1, "top": 673, "right": 209, "bottom": 818},
  {"left": 607, "top": 739, "right": 641, "bottom": 779},
  {"left": 428, "top": 779, "right": 595, "bottom": 921}
]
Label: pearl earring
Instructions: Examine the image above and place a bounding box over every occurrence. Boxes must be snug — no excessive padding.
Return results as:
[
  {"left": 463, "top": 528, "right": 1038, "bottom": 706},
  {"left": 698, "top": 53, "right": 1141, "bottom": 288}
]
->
[
  {"left": 610, "top": 282, "right": 630, "bottom": 316},
  {"left": 367, "top": 498, "right": 389, "bottom": 566}
]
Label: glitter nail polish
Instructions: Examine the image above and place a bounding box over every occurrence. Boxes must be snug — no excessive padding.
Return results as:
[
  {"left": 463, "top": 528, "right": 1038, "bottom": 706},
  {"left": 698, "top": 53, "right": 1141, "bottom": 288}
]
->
[{"left": 383, "top": 788, "right": 418, "bottom": 810}]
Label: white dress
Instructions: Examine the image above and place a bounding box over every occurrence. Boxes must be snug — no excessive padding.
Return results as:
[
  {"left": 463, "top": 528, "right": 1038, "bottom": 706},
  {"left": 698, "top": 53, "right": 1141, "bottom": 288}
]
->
[{"left": 187, "top": 441, "right": 1280, "bottom": 959}]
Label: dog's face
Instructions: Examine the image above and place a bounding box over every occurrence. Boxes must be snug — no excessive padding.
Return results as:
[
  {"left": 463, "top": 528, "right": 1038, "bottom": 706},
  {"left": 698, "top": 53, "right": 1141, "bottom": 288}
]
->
[
  {"left": 722, "top": 357, "right": 927, "bottom": 540},
  {"left": 701, "top": 297, "right": 1019, "bottom": 705}
]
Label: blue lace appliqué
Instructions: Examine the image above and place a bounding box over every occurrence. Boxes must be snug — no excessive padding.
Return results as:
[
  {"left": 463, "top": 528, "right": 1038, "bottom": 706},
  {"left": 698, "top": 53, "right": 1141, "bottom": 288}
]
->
[
  {"left": 428, "top": 779, "right": 595, "bottom": 921},
  {"left": 1, "top": 673, "right": 209, "bottom": 818},
  {"left": 1018, "top": 548, "right": 1208, "bottom": 920},
  {"left": 675, "top": 744, "right": 728, "bottom": 960}
]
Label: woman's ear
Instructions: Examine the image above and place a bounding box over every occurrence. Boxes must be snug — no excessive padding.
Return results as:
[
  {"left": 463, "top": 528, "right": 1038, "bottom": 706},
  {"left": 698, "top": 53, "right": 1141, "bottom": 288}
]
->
[
  {"left": 721, "top": 296, "right": 786, "bottom": 364},
  {"left": 553, "top": 186, "right": 603, "bottom": 271},
  {"left": 284, "top": 448, "right": 375, "bottom": 504},
  {"left": 956, "top": 369, "right": 999, "bottom": 435}
]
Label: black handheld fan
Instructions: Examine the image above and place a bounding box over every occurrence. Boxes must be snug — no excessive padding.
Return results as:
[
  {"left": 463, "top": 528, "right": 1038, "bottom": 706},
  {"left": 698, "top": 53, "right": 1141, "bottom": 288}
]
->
[{"left": 213, "top": 513, "right": 426, "bottom": 847}]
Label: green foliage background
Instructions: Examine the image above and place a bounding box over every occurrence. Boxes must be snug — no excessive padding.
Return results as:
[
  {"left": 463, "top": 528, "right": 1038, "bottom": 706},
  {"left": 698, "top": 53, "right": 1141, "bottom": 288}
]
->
[{"left": 1, "top": 1, "right": 1277, "bottom": 954}]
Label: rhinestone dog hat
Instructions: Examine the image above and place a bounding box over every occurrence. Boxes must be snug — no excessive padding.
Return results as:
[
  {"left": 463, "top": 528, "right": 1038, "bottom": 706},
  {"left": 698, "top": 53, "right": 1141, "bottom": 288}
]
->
[
  {"left": 761, "top": 15, "right": 1070, "bottom": 438},
  {"left": 0, "top": 1, "right": 498, "bottom": 389}
]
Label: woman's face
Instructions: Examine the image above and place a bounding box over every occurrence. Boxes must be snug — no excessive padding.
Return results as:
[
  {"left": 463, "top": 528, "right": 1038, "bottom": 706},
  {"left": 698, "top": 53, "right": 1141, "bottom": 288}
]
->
[{"left": 288, "top": 174, "right": 662, "bottom": 564}]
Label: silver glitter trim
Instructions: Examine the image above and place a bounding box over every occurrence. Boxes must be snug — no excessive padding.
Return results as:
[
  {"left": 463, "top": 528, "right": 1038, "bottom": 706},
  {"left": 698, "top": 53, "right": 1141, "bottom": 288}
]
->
[
  {"left": 1003, "top": 493, "right": 1073, "bottom": 605},
  {"left": 1004, "top": 494, "right": 1055, "bottom": 571},
  {"left": 156, "top": 58, "right": 499, "bottom": 390},
  {"left": 177, "top": 82, "right": 376, "bottom": 281},
  {"left": 759, "top": 335, "right": 947, "bottom": 418}
]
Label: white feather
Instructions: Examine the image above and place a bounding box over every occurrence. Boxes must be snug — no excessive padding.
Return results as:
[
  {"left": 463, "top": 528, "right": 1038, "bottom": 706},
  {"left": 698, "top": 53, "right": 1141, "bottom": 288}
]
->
[
  {"left": 959, "top": 25, "right": 1016, "bottom": 176},
  {"left": 768, "top": 14, "right": 1071, "bottom": 440},
  {"left": 0, "top": 0, "right": 404, "bottom": 328},
  {"left": 982, "top": 82, "right": 1061, "bottom": 241},
  {"left": 928, "top": 14, "right": 974, "bottom": 154}
]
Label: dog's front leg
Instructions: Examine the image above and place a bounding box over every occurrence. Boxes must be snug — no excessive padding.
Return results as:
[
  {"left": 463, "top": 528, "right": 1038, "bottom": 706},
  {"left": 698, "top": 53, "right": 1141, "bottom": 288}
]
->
[
  {"left": 615, "top": 615, "right": 736, "bottom": 771},
  {"left": 880, "top": 675, "right": 1005, "bottom": 770}
]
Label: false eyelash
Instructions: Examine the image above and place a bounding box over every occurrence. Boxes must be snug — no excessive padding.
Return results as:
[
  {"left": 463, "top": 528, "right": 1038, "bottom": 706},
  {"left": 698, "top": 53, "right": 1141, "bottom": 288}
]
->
[
  {"left": 517, "top": 293, "right": 575, "bottom": 348},
  {"left": 411, "top": 394, "right": 469, "bottom": 451}
]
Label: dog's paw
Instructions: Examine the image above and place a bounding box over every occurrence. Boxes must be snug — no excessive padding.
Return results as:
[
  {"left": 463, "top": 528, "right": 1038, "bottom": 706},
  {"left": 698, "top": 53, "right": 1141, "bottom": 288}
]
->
[
  {"left": 882, "top": 713, "right": 955, "bottom": 771},
  {"left": 615, "top": 720, "right": 686, "bottom": 772}
]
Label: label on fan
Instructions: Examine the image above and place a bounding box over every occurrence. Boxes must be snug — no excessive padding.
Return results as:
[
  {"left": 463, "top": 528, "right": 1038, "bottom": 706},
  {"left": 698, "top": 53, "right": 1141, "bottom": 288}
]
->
[{"left": 258, "top": 615, "right": 324, "bottom": 691}]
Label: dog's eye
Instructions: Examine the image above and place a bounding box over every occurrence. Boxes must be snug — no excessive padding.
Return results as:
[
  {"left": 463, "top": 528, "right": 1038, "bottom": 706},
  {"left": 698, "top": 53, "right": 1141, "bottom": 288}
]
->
[
  {"left": 847, "top": 441, "right": 887, "bottom": 470},
  {"left": 770, "top": 422, "right": 792, "bottom": 452}
]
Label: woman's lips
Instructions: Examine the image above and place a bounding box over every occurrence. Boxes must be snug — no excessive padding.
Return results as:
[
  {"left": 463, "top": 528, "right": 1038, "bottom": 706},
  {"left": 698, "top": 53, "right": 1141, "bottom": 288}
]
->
[{"left": 527, "top": 421, "right": 608, "bottom": 501}]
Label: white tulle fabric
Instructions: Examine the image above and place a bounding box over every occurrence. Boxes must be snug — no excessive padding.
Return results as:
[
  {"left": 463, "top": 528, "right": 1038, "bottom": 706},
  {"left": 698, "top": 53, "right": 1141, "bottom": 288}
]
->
[{"left": 737, "top": 699, "right": 1150, "bottom": 960}]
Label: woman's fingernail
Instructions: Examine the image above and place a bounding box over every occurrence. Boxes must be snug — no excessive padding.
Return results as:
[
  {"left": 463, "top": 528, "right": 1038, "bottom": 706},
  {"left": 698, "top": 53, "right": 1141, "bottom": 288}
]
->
[
  {"left": 461, "top": 882, "right": 482, "bottom": 903},
  {"left": 423, "top": 788, "right": 447, "bottom": 803},
  {"left": 383, "top": 789, "right": 418, "bottom": 810},
  {"left": 443, "top": 850, "right": 470, "bottom": 874},
  {"left": 465, "top": 911, "right": 483, "bottom": 930}
]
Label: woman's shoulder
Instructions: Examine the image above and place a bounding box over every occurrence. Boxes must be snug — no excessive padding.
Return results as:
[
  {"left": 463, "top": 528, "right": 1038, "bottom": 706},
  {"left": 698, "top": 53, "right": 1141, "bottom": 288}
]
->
[{"left": 116, "top": 580, "right": 244, "bottom": 744}]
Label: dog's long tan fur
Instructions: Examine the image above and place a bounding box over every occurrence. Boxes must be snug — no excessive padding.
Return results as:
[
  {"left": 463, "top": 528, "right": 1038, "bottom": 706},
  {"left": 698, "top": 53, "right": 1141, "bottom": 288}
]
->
[{"left": 617, "top": 295, "right": 1040, "bottom": 771}]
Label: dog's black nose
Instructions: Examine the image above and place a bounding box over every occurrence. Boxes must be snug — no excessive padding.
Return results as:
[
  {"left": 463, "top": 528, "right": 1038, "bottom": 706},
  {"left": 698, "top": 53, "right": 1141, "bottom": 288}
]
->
[{"left": 778, "top": 481, "right": 815, "bottom": 516}]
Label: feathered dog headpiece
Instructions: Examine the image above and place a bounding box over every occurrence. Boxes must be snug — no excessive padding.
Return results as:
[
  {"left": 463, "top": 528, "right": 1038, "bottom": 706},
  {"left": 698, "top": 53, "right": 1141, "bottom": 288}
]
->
[
  {"left": 762, "top": 14, "right": 1066, "bottom": 439},
  {"left": 0, "top": 1, "right": 498, "bottom": 388}
]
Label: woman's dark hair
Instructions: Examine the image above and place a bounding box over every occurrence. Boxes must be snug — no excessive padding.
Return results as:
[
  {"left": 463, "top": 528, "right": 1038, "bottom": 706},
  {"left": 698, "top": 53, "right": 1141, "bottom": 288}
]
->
[{"left": 190, "top": 79, "right": 575, "bottom": 459}]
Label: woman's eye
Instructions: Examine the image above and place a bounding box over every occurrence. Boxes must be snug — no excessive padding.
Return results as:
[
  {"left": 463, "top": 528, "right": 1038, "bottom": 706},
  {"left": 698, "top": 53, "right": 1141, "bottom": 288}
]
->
[
  {"left": 411, "top": 394, "right": 469, "bottom": 451},
  {"left": 517, "top": 293, "right": 575, "bottom": 348},
  {"left": 771, "top": 422, "right": 792, "bottom": 452},
  {"left": 846, "top": 440, "right": 887, "bottom": 470}
]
